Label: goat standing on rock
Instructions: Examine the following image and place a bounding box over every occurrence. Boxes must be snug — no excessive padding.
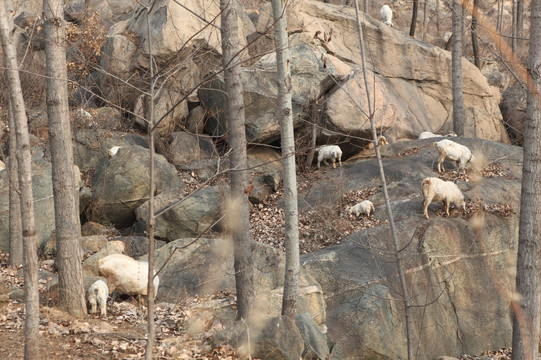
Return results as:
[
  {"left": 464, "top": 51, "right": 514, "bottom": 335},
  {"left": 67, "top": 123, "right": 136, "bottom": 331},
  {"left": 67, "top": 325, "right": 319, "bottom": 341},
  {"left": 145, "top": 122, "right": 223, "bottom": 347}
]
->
[
  {"left": 380, "top": 5, "right": 394, "bottom": 27},
  {"left": 434, "top": 139, "right": 474, "bottom": 174},
  {"left": 422, "top": 177, "right": 466, "bottom": 219},
  {"left": 316, "top": 145, "right": 343, "bottom": 169}
]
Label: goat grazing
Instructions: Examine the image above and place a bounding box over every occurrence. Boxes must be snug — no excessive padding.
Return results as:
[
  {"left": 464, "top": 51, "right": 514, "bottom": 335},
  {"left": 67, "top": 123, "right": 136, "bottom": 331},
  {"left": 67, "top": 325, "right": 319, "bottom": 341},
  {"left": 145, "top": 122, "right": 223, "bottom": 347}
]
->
[
  {"left": 87, "top": 279, "right": 109, "bottom": 317},
  {"left": 347, "top": 200, "right": 375, "bottom": 217},
  {"left": 98, "top": 254, "right": 159, "bottom": 301},
  {"left": 380, "top": 5, "right": 394, "bottom": 27},
  {"left": 316, "top": 145, "right": 343, "bottom": 169},
  {"left": 422, "top": 177, "right": 466, "bottom": 219},
  {"left": 418, "top": 131, "right": 457, "bottom": 140},
  {"left": 434, "top": 139, "right": 474, "bottom": 174}
]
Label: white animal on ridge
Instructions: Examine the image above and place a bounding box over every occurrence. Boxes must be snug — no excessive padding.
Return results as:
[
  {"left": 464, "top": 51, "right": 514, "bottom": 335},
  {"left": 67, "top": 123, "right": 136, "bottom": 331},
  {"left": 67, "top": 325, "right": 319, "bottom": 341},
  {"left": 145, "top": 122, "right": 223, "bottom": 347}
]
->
[
  {"left": 87, "top": 279, "right": 109, "bottom": 317},
  {"left": 316, "top": 145, "right": 343, "bottom": 169},
  {"left": 434, "top": 139, "right": 474, "bottom": 174},
  {"left": 421, "top": 177, "right": 466, "bottom": 219},
  {"left": 347, "top": 200, "right": 376, "bottom": 217},
  {"left": 380, "top": 5, "right": 394, "bottom": 27},
  {"left": 108, "top": 146, "right": 122, "bottom": 157},
  {"left": 418, "top": 131, "right": 457, "bottom": 140}
]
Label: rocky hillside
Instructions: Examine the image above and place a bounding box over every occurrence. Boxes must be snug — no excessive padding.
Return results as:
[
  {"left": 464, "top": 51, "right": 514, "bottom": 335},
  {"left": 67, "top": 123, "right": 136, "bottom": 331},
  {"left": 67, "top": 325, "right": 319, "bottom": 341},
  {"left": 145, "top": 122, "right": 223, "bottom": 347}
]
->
[{"left": 0, "top": 0, "right": 530, "bottom": 359}]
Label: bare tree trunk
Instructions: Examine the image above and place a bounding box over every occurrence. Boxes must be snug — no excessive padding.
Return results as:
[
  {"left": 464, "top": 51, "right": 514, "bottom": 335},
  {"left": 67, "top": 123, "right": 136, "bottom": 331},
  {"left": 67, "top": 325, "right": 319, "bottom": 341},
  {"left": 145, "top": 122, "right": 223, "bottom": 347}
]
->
[
  {"left": 471, "top": 0, "right": 481, "bottom": 68},
  {"left": 512, "top": 0, "right": 517, "bottom": 52},
  {"left": 0, "top": 3, "right": 40, "bottom": 358},
  {"left": 422, "top": 0, "right": 427, "bottom": 41},
  {"left": 7, "top": 98, "right": 23, "bottom": 267},
  {"left": 511, "top": 2, "right": 541, "bottom": 360},
  {"left": 353, "top": 1, "right": 414, "bottom": 358},
  {"left": 452, "top": 0, "right": 465, "bottom": 136},
  {"left": 410, "top": 0, "right": 419, "bottom": 37},
  {"left": 43, "top": 0, "right": 86, "bottom": 318},
  {"left": 220, "top": 0, "right": 254, "bottom": 320},
  {"left": 144, "top": 2, "right": 157, "bottom": 359},
  {"left": 517, "top": 0, "right": 523, "bottom": 39},
  {"left": 271, "top": 0, "right": 300, "bottom": 319},
  {"left": 436, "top": 0, "right": 441, "bottom": 34}
]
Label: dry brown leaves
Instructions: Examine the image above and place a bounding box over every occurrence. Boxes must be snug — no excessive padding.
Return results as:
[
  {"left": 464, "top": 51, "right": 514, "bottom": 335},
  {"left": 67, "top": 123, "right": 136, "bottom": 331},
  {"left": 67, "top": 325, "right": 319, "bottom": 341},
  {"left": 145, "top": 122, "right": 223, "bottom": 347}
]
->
[
  {"left": 459, "top": 347, "right": 512, "bottom": 359},
  {"left": 466, "top": 198, "right": 514, "bottom": 218},
  {"left": 482, "top": 162, "right": 508, "bottom": 178}
]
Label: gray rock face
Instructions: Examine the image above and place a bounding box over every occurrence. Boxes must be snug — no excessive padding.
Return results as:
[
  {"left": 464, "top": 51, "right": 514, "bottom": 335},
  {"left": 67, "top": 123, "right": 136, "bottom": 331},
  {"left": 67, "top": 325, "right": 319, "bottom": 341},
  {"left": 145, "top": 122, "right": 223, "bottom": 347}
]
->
[
  {"left": 214, "top": 316, "right": 304, "bottom": 360},
  {"left": 200, "top": 42, "right": 339, "bottom": 143},
  {"left": 135, "top": 185, "right": 224, "bottom": 241},
  {"left": 91, "top": 145, "right": 181, "bottom": 227},
  {"left": 300, "top": 138, "right": 522, "bottom": 359},
  {"left": 295, "top": 313, "right": 330, "bottom": 360},
  {"left": 0, "top": 160, "right": 56, "bottom": 251},
  {"left": 74, "top": 129, "right": 148, "bottom": 172}
]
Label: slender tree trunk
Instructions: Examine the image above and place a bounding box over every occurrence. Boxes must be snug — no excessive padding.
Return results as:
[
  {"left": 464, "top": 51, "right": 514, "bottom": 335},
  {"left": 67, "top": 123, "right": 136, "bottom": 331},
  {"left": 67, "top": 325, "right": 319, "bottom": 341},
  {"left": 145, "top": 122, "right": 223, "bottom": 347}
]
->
[
  {"left": 144, "top": 2, "right": 157, "bottom": 359},
  {"left": 353, "top": 1, "right": 414, "bottom": 358},
  {"left": 517, "top": 0, "right": 523, "bottom": 39},
  {"left": 220, "top": 0, "right": 254, "bottom": 321},
  {"left": 471, "top": 0, "right": 481, "bottom": 68},
  {"left": 422, "top": 0, "right": 427, "bottom": 40},
  {"left": 410, "top": 0, "right": 419, "bottom": 37},
  {"left": 271, "top": 0, "right": 300, "bottom": 319},
  {"left": 452, "top": 0, "right": 465, "bottom": 136},
  {"left": 43, "top": 0, "right": 86, "bottom": 318},
  {"left": 0, "top": 3, "right": 40, "bottom": 358},
  {"left": 8, "top": 98, "right": 23, "bottom": 267},
  {"left": 512, "top": 0, "right": 517, "bottom": 52},
  {"left": 511, "top": 2, "right": 541, "bottom": 360}
]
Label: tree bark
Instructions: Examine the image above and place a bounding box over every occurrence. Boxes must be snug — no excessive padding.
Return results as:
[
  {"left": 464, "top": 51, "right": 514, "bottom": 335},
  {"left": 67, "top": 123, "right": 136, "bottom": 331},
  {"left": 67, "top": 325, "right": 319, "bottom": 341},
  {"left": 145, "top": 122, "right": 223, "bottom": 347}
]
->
[
  {"left": 7, "top": 98, "right": 23, "bottom": 267},
  {"left": 220, "top": 0, "right": 254, "bottom": 321},
  {"left": 43, "top": 0, "right": 86, "bottom": 318},
  {"left": 271, "top": 0, "right": 300, "bottom": 319},
  {"left": 452, "top": 0, "right": 465, "bottom": 136},
  {"left": 511, "top": 2, "right": 541, "bottom": 360},
  {"left": 0, "top": 3, "right": 40, "bottom": 358},
  {"left": 410, "top": 0, "right": 419, "bottom": 37},
  {"left": 471, "top": 0, "right": 481, "bottom": 68},
  {"left": 144, "top": 3, "right": 156, "bottom": 359}
]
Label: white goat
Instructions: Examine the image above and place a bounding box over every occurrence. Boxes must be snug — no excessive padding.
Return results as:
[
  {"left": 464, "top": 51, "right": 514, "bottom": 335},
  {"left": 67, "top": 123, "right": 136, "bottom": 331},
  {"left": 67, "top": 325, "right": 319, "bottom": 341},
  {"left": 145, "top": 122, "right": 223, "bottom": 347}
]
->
[
  {"left": 0, "top": 160, "right": 5, "bottom": 171},
  {"left": 434, "top": 139, "right": 474, "bottom": 174},
  {"left": 422, "top": 177, "right": 466, "bottom": 219},
  {"left": 98, "top": 254, "right": 159, "bottom": 301},
  {"left": 87, "top": 279, "right": 109, "bottom": 317},
  {"left": 316, "top": 145, "right": 343, "bottom": 169},
  {"left": 377, "top": 135, "right": 388, "bottom": 146},
  {"left": 347, "top": 200, "right": 375, "bottom": 217},
  {"left": 380, "top": 5, "right": 394, "bottom": 27},
  {"left": 108, "top": 146, "right": 122, "bottom": 157},
  {"left": 418, "top": 131, "right": 457, "bottom": 140}
]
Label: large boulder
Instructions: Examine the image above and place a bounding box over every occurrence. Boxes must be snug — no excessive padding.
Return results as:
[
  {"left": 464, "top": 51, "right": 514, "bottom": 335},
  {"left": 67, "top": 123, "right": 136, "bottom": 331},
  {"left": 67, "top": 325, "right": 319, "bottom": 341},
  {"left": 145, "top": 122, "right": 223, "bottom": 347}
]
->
[
  {"left": 200, "top": 41, "right": 340, "bottom": 143},
  {"left": 256, "top": 1, "right": 508, "bottom": 145},
  {"left": 90, "top": 145, "right": 182, "bottom": 227},
  {"left": 74, "top": 129, "right": 148, "bottom": 172},
  {"left": 300, "top": 138, "right": 522, "bottom": 359},
  {"left": 151, "top": 238, "right": 327, "bottom": 327},
  {"left": 0, "top": 160, "right": 58, "bottom": 251},
  {"left": 135, "top": 185, "right": 225, "bottom": 241}
]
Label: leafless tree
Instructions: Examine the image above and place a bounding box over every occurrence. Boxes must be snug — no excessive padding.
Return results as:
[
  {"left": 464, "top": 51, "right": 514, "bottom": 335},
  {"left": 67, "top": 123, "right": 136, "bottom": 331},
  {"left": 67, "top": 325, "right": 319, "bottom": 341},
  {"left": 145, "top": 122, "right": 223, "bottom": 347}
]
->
[
  {"left": 410, "top": 0, "right": 419, "bottom": 37},
  {"left": 511, "top": 2, "right": 541, "bottom": 360},
  {"left": 471, "top": 0, "right": 481, "bottom": 68},
  {"left": 353, "top": 0, "right": 414, "bottom": 358},
  {"left": 452, "top": 0, "right": 465, "bottom": 136},
  {"left": 220, "top": 0, "right": 254, "bottom": 320},
  {"left": 7, "top": 99, "right": 23, "bottom": 267},
  {"left": 0, "top": 3, "right": 40, "bottom": 358},
  {"left": 43, "top": 0, "right": 87, "bottom": 318},
  {"left": 271, "top": 0, "right": 300, "bottom": 319}
]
